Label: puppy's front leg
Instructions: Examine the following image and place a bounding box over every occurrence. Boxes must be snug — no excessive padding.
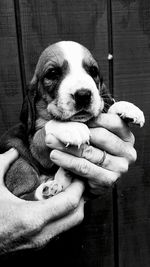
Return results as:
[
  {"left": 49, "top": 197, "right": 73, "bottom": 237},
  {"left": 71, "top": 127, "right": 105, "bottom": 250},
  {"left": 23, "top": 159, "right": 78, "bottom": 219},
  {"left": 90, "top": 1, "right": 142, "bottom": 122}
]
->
[
  {"left": 32, "top": 120, "right": 90, "bottom": 200},
  {"left": 45, "top": 120, "right": 91, "bottom": 148},
  {"left": 31, "top": 120, "right": 91, "bottom": 168},
  {"left": 108, "top": 101, "right": 145, "bottom": 127},
  {"left": 33, "top": 120, "right": 90, "bottom": 200}
]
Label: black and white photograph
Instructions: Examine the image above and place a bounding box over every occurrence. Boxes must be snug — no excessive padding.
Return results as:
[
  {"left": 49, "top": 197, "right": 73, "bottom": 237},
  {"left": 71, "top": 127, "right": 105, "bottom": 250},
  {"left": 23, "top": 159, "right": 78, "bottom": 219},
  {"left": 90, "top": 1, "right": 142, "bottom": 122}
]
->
[{"left": 0, "top": 1, "right": 149, "bottom": 266}]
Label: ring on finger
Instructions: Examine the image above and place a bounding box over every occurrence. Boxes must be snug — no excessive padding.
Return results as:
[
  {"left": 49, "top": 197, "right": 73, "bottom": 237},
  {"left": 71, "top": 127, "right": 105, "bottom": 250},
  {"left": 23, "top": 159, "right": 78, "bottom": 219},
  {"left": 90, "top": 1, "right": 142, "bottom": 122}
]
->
[{"left": 97, "top": 151, "right": 107, "bottom": 167}]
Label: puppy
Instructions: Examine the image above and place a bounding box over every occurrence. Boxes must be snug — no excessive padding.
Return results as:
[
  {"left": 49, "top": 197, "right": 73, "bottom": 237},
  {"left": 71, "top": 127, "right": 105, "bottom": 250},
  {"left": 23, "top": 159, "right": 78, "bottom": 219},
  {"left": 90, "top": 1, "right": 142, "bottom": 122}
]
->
[{"left": 0, "top": 41, "right": 145, "bottom": 200}]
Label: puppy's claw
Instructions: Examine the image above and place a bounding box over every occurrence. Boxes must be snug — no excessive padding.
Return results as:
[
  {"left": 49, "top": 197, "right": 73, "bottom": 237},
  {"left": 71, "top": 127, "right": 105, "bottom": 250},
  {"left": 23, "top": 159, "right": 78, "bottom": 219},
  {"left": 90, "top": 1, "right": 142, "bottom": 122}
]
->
[
  {"left": 65, "top": 142, "right": 70, "bottom": 148},
  {"left": 78, "top": 143, "right": 81, "bottom": 149},
  {"left": 120, "top": 113, "right": 125, "bottom": 118}
]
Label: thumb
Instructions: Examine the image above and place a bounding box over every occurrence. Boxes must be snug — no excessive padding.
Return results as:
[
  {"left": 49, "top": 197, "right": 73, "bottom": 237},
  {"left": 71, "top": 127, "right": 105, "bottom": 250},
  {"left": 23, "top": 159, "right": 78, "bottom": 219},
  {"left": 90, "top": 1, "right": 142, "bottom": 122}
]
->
[
  {"left": 55, "top": 167, "right": 72, "bottom": 191},
  {"left": 0, "top": 148, "right": 18, "bottom": 185}
]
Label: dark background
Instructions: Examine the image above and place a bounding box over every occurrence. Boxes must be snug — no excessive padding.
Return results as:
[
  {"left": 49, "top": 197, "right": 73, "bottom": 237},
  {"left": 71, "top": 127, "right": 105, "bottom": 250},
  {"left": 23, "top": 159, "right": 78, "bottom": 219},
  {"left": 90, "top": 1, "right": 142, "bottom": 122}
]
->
[{"left": 0, "top": 0, "right": 150, "bottom": 266}]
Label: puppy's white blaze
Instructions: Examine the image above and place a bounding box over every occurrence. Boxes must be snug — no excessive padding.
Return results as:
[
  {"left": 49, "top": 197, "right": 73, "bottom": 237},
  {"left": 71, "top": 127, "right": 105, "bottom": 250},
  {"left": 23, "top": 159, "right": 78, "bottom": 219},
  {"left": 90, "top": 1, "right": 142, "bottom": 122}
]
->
[{"left": 58, "top": 41, "right": 84, "bottom": 73}]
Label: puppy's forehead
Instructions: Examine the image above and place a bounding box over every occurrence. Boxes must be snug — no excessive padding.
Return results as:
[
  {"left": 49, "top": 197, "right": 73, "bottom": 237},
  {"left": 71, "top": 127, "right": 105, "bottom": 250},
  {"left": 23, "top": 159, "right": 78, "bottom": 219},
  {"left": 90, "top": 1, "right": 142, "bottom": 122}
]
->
[
  {"left": 41, "top": 41, "right": 96, "bottom": 67},
  {"left": 34, "top": 41, "right": 98, "bottom": 79},
  {"left": 57, "top": 41, "right": 91, "bottom": 65}
]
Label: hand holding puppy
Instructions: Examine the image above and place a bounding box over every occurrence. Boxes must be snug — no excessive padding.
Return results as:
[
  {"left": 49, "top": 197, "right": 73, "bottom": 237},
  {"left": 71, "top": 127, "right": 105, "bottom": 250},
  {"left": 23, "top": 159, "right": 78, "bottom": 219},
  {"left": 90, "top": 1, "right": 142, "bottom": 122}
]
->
[
  {"left": 0, "top": 149, "right": 84, "bottom": 254},
  {"left": 46, "top": 113, "right": 137, "bottom": 195}
]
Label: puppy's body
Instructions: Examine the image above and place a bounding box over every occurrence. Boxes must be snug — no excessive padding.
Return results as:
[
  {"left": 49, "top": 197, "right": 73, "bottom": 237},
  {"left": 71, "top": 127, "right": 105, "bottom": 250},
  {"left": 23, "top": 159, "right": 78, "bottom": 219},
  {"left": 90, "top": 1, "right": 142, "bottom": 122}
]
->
[{"left": 0, "top": 41, "right": 145, "bottom": 200}]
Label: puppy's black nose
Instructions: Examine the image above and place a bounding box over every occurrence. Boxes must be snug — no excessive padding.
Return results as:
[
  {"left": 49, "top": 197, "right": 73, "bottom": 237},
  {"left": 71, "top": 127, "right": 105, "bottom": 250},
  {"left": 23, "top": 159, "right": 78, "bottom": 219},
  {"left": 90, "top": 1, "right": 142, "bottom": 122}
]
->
[{"left": 74, "top": 89, "right": 92, "bottom": 109}]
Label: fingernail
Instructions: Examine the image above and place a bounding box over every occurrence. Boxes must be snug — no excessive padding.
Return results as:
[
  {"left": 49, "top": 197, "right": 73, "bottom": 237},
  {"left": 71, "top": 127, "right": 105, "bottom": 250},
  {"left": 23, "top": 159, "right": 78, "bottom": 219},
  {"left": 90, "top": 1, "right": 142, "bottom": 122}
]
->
[
  {"left": 3, "top": 148, "right": 18, "bottom": 157},
  {"left": 4, "top": 148, "right": 16, "bottom": 154},
  {"left": 50, "top": 150, "right": 60, "bottom": 160},
  {"left": 45, "top": 134, "right": 53, "bottom": 144},
  {"left": 7, "top": 148, "right": 18, "bottom": 156},
  {"left": 9, "top": 148, "right": 16, "bottom": 152}
]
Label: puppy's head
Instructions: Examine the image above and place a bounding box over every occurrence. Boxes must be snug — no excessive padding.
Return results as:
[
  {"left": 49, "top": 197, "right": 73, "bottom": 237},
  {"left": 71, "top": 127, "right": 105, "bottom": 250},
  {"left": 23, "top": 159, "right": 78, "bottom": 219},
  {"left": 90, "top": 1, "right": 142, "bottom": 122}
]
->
[{"left": 21, "top": 41, "right": 113, "bottom": 132}]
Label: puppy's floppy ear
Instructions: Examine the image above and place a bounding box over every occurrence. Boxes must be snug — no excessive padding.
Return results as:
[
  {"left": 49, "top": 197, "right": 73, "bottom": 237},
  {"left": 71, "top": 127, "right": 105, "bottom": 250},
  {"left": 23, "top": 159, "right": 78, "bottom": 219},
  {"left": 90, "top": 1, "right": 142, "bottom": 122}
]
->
[
  {"left": 20, "top": 77, "right": 38, "bottom": 135},
  {"left": 99, "top": 77, "right": 115, "bottom": 112}
]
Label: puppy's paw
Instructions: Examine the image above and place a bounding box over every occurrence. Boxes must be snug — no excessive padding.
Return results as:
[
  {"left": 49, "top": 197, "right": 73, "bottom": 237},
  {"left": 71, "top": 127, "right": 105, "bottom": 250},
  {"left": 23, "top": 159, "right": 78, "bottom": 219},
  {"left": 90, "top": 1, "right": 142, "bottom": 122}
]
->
[
  {"left": 35, "top": 180, "right": 63, "bottom": 200},
  {"left": 45, "top": 120, "right": 90, "bottom": 148},
  {"left": 108, "top": 101, "right": 145, "bottom": 127}
]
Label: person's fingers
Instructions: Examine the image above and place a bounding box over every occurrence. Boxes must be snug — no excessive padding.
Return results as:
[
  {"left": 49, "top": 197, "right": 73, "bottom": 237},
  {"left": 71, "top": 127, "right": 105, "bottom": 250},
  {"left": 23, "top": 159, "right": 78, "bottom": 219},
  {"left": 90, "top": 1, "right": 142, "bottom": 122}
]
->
[
  {"left": 46, "top": 114, "right": 134, "bottom": 145},
  {"left": 0, "top": 148, "right": 18, "bottom": 185},
  {"left": 22, "top": 179, "right": 85, "bottom": 227},
  {"left": 47, "top": 129, "right": 137, "bottom": 164},
  {"left": 45, "top": 116, "right": 136, "bottom": 163},
  {"left": 25, "top": 198, "right": 85, "bottom": 249},
  {"left": 50, "top": 150, "right": 120, "bottom": 186},
  {"left": 0, "top": 180, "right": 85, "bottom": 253},
  {"left": 46, "top": 133, "right": 82, "bottom": 159},
  {"left": 76, "top": 144, "right": 129, "bottom": 173},
  {"left": 1, "top": 198, "right": 85, "bottom": 253},
  {"left": 54, "top": 167, "right": 72, "bottom": 191},
  {"left": 89, "top": 127, "right": 137, "bottom": 163},
  {"left": 88, "top": 113, "right": 135, "bottom": 144},
  {"left": 46, "top": 135, "right": 131, "bottom": 173}
]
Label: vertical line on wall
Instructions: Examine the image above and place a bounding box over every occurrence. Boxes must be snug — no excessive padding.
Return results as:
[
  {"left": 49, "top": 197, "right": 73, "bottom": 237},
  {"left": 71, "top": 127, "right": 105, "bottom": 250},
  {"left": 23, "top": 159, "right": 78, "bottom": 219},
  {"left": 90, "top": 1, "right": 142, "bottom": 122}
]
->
[
  {"left": 107, "top": 0, "right": 119, "bottom": 267},
  {"left": 13, "top": 0, "right": 26, "bottom": 98},
  {"left": 112, "top": 183, "right": 119, "bottom": 267},
  {"left": 107, "top": 0, "right": 114, "bottom": 96}
]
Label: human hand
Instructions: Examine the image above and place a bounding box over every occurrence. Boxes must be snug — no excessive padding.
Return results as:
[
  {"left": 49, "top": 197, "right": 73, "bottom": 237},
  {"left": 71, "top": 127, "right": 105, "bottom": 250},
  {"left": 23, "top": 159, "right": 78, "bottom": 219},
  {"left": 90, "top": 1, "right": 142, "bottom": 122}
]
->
[
  {"left": 46, "top": 113, "right": 137, "bottom": 195},
  {"left": 0, "top": 149, "right": 84, "bottom": 254}
]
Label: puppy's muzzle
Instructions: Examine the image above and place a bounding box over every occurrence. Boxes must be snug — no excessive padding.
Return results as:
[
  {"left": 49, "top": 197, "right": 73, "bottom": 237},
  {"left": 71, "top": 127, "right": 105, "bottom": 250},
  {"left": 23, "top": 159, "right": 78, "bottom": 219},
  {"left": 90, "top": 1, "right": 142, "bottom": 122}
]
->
[{"left": 73, "top": 88, "right": 92, "bottom": 110}]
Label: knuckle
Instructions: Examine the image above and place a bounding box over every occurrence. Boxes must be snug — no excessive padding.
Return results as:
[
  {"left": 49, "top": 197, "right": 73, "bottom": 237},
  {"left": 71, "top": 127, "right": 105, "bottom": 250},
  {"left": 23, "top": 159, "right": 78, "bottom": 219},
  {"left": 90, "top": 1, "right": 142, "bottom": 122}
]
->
[
  {"left": 119, "top": 159, "right": 129, "bottom": 173},
  {"left": 132, "top": 148, "right": 137, "bottom": 162},
  {"left": 66, "top": 195, "right": 80, "bottom": 211},
  {"left": 77, "top": 159, "right": 90, "bottom": 176},
  {"left": 31, "top": 241, "right": 42, "bottom": 249},
  {"left": 73, "top": 200, "right": 85, "bottom": 224},
  {"left": 130, "top": 132, "right": 135, "bottom": 145},
  {"left": 109, "top": 172, "right": 120, "bottom": 183},
  {"left": 31, "top": 237, "right": 50, "bottom": 249},
  {"left": 88, "top": 180, "right": 98, "bottom": 189},
  {"left": 81, "top": 145, "right": 93, "bottom": 159},
  {"left": 127, "top": 147, "right": 137, "bottom": 163}
]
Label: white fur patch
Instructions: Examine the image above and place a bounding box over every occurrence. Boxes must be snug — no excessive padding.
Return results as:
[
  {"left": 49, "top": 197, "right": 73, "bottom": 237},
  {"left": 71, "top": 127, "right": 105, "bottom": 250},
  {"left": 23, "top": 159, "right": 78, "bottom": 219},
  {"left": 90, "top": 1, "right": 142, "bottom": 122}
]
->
[{"left": 58, "top": 41, "right": 85, "bottom": 75}]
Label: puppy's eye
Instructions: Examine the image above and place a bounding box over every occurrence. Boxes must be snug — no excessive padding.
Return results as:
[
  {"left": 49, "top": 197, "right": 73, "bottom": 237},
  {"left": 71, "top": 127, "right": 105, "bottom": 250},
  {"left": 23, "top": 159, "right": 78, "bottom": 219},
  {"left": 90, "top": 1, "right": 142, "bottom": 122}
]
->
[
  {"left": 44, "top": 68, "right": 61, "bottom": 80},
  {"left": 88, "top": 66, "right": 99, "bottom": 79}
]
